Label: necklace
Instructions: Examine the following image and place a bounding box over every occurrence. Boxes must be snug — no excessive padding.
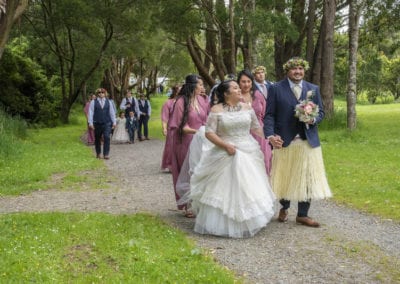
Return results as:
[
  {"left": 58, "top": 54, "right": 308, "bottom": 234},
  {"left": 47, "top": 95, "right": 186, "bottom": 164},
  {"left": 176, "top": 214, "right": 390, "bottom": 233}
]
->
[{"left": 222, "top": 103, "right": 242, "bottom": 112}]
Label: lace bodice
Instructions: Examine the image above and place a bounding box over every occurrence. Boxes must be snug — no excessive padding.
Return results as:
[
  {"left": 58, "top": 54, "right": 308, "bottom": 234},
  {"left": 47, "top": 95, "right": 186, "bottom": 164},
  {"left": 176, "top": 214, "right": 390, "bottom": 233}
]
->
[{"left": 205, "top": 109, "right": 260, "bottom": 143}]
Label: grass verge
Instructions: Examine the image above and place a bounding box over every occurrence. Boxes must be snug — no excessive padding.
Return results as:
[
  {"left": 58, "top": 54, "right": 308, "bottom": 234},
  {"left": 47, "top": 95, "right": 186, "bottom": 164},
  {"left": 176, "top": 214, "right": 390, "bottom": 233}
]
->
[{"left": 0, "top": 213, "right": 239, "bottom": 283}]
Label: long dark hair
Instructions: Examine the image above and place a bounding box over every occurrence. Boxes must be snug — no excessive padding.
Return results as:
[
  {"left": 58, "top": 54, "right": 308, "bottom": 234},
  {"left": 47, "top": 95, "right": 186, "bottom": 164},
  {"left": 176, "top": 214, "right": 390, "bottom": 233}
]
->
[
  {"left": 237, "top": 69, "right": 256, "bottom": 100},
  {"left": 211, "top": 80, "right": 234, "bottom": 106},
  {"left": 174, "top": 74, "right": 201, "bottom": 141}
]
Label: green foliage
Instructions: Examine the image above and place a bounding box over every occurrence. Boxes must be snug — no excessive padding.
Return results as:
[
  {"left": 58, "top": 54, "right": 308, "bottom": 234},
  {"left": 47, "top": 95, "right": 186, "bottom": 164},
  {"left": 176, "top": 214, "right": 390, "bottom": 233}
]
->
[
  {"left": 0, "top": 38, "right": 59, "bottom": 125},
  {"left": 375, "top": 91, "right": 395, "bottom": 104},
  {"left": 0, "top": 213, "right": 238, "bottom": 283},
  {"left": 381, "top": 56, "right": 400, "bottom": 99},
  {"left": 357, "top": 90, "right": 395, "bottom": 105},
  {"left": 158, "top": 0, "right": 203, "bottom": 41}
]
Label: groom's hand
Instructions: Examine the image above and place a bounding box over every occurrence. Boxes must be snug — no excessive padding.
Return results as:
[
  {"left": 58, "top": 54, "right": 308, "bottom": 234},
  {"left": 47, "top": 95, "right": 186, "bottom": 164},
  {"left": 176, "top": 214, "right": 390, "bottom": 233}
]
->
[{"left": 268, "top": 135, "right": 283, "bottom": 149}]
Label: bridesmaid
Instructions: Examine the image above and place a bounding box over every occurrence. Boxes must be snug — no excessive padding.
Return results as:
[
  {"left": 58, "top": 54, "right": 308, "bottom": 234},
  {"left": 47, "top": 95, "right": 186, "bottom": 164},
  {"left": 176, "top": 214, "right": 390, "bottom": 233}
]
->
[
  {"left": 160, "top": 84, "right": 181, "bottom": 172},
  {"left": 83, "top": 93, "right": 96, "bottom": 145},
  {"left": 169, "top": 75, "right": 208, "bottom": 217},
  {"left": 237, "top": 69, "right": 272, "bottom": 175}
]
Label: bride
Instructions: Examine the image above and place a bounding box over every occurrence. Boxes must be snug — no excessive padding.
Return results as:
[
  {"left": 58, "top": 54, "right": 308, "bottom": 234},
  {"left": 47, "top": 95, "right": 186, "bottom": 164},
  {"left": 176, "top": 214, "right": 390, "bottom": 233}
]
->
[{"left": 185, "top": 79, "right": 275, "bottom": 238}]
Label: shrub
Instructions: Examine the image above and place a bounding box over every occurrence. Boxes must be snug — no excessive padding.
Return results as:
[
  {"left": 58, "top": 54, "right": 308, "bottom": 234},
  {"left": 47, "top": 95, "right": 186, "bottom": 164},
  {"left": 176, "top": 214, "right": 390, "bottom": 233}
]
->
[
  {"left": 357, "top": 90, "right": 370, "bottom": 105},
  {"left": 375, "top": 91, "right": 395, "bottom": 104},
  {"left": 0, "top": 43, "right": 59, "bottom": 126}
]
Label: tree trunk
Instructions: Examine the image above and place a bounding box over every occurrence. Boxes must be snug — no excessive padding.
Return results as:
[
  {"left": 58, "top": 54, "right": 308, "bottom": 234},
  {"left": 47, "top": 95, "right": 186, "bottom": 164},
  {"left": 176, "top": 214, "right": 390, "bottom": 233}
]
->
[
  {"left": 228, "top": 0, "right": 236, "bottom": 74},
  {"left": 305, "top": 0, "right": 316, "bottom": 82},
  {"left": 240, "top": 0, "right": 256, "bottom": 70},
  {"left": 0, "top": 0, "right": 28, "bottom": 60},
  {"left": 319, "top": 0, "right": 336, "bottom": 118},
  {"left": 186, "top": 35, "right": 214, "bottom": 87},
  {"left": 347, "top": 0, "right": 360, "bottom": 130}
]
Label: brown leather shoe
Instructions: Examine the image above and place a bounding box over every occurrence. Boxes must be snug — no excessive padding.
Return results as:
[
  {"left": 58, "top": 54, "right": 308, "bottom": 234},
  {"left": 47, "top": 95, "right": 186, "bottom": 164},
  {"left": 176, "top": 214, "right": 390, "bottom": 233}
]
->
[
  {"left": 278, "top": 209, "right": 288, "bottom": 222},
  {"left": 96, "top": 154, "right": 102, "bottom": 159},
  {"left": 296, "top": 216, "right": 320, "bottom": 228},
  {"left": 103, "top": 156, "right": 110, "bottom": 160},
  {"left": 145, "top": 137, "right": 150, "bottom": 140}
]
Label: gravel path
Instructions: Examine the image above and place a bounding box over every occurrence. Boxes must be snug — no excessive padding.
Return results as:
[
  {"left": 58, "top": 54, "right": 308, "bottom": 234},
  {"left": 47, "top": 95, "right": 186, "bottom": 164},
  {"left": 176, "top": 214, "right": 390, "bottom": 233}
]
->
[{"left": 1, "top": 139, "right": 399, "bottom": 283}]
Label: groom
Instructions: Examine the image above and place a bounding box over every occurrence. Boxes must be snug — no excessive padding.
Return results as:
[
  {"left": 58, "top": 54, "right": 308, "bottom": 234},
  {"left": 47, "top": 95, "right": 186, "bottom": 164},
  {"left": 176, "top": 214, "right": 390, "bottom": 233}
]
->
[{"left": 264, "top": 57, "right": 331, "bottom": 227}]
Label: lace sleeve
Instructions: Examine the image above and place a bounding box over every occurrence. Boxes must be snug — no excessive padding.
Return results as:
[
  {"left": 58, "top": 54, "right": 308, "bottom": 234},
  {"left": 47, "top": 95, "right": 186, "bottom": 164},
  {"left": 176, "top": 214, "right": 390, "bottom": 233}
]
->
[
  {"left": 205, "top": 112, "right": 219, "bottom": 133},
  {"left": 250, "top": 109, "right": 261, "bottom": 130}
]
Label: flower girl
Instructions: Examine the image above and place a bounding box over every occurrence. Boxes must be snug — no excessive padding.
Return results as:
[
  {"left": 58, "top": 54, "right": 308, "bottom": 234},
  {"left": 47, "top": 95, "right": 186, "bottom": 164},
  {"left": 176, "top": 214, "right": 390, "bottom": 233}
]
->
[{"left": 112, "top": 111, "right": 130, "bottom": 144}]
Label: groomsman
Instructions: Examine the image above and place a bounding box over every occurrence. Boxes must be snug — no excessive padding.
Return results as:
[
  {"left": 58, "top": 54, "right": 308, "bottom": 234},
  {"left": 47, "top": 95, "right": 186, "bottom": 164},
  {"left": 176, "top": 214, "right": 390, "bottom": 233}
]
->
[
  {"left": 120, "top": 90, "right": 140, "bottom": 118},
  {"left": 137, "top": 93, "right": 151, "bottom": 141},
  {"left": 88, "top": 88, "right": 116, "bottom": 159},
  {"left": 253, "top": 65, "right": 273, "bottom": 100}
]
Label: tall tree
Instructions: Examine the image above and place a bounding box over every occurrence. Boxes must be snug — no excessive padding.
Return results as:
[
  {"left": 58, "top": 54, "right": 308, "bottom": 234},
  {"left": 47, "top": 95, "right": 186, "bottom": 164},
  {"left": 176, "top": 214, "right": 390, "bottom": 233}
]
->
[
  {"left": 319, "top": 0, "right": 336, "bottom": 118},
  {"left": 347, "top": 0, "right": 361, "bottom": 130},
  {"left": 0, "top": 0, "right": 28, "bottom": 60},
  {"left": 25, "top": 0, "right": 135, "bottom": 123}
]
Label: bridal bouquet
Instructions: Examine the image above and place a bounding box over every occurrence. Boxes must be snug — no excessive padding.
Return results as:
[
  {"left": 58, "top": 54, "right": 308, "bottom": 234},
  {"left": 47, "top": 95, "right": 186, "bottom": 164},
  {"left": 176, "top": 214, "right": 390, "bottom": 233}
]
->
[{"left": 294, "top": 90, "right": 319, "bottom": 128}]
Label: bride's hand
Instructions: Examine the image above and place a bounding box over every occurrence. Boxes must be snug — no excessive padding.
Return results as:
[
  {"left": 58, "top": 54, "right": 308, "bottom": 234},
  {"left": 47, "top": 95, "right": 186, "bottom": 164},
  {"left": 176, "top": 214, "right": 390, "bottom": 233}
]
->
[{"left": 224, "top": 144, "right": 236, "bottom": 155}]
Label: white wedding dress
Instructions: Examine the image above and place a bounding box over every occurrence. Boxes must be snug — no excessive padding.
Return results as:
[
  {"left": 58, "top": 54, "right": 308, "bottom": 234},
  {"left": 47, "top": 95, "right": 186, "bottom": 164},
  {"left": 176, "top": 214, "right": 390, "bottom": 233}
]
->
[{"left": 188, "top": 109, "right": 275, "bottom": 238}]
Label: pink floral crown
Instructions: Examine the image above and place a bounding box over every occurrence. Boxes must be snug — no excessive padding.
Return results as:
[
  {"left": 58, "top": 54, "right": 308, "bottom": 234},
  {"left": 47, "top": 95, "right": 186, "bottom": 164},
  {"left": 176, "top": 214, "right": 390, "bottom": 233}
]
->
[{"left": 283, "top": 58, "right": 310, "bottom": 72}]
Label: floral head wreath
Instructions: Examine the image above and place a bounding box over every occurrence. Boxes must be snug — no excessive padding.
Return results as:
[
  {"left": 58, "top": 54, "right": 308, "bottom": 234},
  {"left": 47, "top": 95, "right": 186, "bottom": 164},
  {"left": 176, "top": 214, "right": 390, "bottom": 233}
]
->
[
  {"left": 252, "top": 65, "right": 266, "bottom": 74},
  {"left": 283, "top": 58, "right": 310, "bottom": 72}
]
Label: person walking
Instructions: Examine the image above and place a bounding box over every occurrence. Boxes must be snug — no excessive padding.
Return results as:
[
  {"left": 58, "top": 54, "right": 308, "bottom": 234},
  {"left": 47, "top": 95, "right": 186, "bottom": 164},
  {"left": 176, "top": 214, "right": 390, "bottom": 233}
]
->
[
  {"left": 137, "top": 93, "right": 151, "bottom": 141},
  {"left": 125, "top": 110, "right": 138, "bottom": 144},
  {"left": 237, "top": 69, "right": 272, "bottom": 175},
  {"left": 180, "top": 80, "right": 275, "bottom": 238},
  {"left": 169, "top": 75, "right": 208, "bottom": 217},
  {"left": 120, "top": 90, "right": 140, "bottom": 119},
  {"left": 83, "top": 93, "right": 96, "bottom": 145},
  {"left": 161, "top": 84, "right": 180, "bottom": 171},
  {"left": 264, "top": 57, "right": 331, "bottom": 227},
  {"left": 111, "top": 111, "right": 130, "bottom": 144},
  {"left": 88, "top": 88, "right": 116, "bottom": 159}
]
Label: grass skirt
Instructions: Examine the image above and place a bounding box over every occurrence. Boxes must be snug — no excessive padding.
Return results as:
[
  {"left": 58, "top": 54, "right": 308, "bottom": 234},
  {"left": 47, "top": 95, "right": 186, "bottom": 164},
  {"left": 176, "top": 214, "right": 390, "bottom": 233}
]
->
[{"left": 271, "top": 139, "right": 332, "bottom": 202}]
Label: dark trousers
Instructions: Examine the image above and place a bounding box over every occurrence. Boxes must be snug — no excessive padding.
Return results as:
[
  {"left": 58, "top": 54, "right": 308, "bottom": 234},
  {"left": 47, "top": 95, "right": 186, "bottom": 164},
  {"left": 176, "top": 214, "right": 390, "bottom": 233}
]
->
[
  {"left": 94, "top": 122, "right": 112, "bottom": 156},
  {"left": 280, "top": 199, "right": 311, "bottom": 217},
  {"left": 128, "top": 128, "right": 136, "bottom": 142},
  {"left": 138, "top": 115, "right": 149, "bottom": 139}
]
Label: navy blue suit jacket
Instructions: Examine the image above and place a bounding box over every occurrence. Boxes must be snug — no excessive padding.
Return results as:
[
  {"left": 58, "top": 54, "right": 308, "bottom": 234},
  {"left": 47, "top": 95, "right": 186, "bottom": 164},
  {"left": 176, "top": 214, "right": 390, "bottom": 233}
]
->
[{"left": 263, "top": 78, "right": 324, "bottom": 148}]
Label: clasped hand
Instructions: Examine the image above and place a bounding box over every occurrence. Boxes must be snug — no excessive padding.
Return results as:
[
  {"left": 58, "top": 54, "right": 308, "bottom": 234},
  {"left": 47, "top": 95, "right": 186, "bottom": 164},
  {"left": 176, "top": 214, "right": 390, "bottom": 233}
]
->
[{"left": 269, "top": 135, "right": 284, "bottom": 149}]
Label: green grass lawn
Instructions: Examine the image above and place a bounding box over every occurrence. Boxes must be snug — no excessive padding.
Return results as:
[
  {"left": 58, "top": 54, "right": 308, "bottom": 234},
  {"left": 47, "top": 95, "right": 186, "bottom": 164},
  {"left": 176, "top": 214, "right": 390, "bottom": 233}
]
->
[
  {"left": 321, "top": 103, "right": 400, "bottom": 220},
  {"left": 0, "top": 117, "right": 106, "bottom": 195}
]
